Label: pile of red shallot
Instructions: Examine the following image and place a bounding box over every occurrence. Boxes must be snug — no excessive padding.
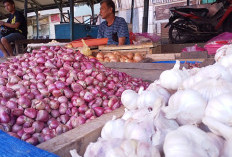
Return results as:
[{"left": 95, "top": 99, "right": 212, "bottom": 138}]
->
[{"left": 0, "top": 46, "right": 149, "bottom": 145}]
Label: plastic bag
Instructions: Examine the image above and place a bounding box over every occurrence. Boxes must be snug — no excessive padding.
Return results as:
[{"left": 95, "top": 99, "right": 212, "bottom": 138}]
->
[
  {"left": 132, "top": 33, "right": 160, "bottom": 44},
  {"left": 0, "top": 26, "right": 16, "bottom": 37},
  {"left": 182, "top": 44, "right": 206, "bottom": 52},
  {"left": 79, "top": 39, "right": 92, "bottom": 56}
]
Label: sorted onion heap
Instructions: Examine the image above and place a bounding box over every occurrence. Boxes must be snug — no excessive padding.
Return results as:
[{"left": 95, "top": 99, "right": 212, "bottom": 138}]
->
[
  {"left": 0, "top": 45, "right": 148, "bottom": 145},
  {"left": 95, "top": 52, "right": 144, "bottom": 63}
]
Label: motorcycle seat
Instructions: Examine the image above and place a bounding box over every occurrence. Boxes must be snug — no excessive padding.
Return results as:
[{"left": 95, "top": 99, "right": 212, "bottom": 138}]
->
[{"left": 175, "top": 8, "right": 209, "bottom": 17}]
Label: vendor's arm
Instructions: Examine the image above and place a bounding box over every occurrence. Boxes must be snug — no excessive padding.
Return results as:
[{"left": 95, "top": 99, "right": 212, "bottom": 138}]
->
[
  {"left": 118, "top": 37, "right": 126, "bottom": 45},
  {"left": 1, "top": 22, "right": 20, "bottom": 29},
  {"left": 1, "top": 12, "right": 23, "bottom": 29},
  {"left": 117, "top": 17, "right": 130, "bottom": 45}
]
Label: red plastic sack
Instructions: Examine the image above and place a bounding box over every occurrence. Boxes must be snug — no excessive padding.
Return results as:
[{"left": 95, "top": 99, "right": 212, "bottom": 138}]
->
[
  {"left": 206, "top": 32, "right": 232, "bottom": 44},
  {"left": 204, "top": 32, "right": 232, "bottom": 55}
]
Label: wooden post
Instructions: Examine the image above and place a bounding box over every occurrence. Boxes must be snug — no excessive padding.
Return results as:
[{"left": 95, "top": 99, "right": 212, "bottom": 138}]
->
[
  {"left": 69, "top": 0, "right": 74, "bottom": 41},
  {"left": 142, "top": 0, "right": 149, "bottom": 33},
  {"left": 35, "top": 7, "right": 39, "bottom": 39},
  {"left": 130, "top": 0, "right": 134, "bottom": 24},
  {"left": 24, "top": 0, "right": 28, "bottom": 21}
]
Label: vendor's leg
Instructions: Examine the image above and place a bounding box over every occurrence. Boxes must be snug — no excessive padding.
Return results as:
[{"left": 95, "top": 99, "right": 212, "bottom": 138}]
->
[
  {"left": 1, "top": 37, "right": 13, "bottom": 56},
  {"left": 0, "top": 42, "right": 9, "bottom": 57},
  {"left": 0, "top": 34, "right": 9, "bottom": 57},
  {"left": 3, "top": 33, "right": 26, "bottom": 56}
]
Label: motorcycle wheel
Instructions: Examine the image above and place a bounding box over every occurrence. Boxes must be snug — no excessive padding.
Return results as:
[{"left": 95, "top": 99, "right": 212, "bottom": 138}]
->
[
  {"left": 223, "top": 13, "right": 232, "bottom": 32},
  {"left": 169, "top": 20, "right": 192, "bottom": 44}
]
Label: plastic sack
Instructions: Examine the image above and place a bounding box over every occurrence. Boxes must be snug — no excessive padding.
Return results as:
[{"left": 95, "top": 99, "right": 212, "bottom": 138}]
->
[
  {"left": 204, "top": 32, "right": 232, "bottom": 55},
  {"left": 0, "top": 130, "right": 58, "bottom": 157},
  {"left": 0, "top": 50, "right": 4, "bottom": 57},
  {"left": 132, "top": 33, "right": 160, "bottom": 44},
  {"left": 206, "top": 32, "right": 232, "bottom": 44},
  {"left": 182, "top": 44, "right": 206, "bottom": 52}
]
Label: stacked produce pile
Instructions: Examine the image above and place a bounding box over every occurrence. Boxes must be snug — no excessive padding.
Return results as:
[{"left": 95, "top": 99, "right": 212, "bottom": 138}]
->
[
  {"left": 95, "top": 52, "right": 144, "bottom": 63},
  {"left": 75, "top": 45, "right": 232, "bottom": 157},
  {"left": 0, "top": 46, "right": 148, "bottom": 145}
]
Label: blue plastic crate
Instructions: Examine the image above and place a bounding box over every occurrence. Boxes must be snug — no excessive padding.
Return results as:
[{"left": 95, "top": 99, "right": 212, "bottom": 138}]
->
[
  {"left": 55, "top": 23, "right": 98, "bottom": 40},
  {"left": 0, "top": 130, "right": 59, "bottom": 157}
]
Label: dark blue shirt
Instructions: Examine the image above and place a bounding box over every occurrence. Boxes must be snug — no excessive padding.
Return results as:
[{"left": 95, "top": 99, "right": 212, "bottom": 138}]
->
[
  {"left": 97, "top": 16, "right": 130, "bottom": 45},
  {"left": 7, "top": 10, "right": 27, "bottom": 37}
]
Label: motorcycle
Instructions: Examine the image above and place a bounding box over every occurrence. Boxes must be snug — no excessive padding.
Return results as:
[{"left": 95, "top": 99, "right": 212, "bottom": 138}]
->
[{"left": 165, "top": 0, "right": 232, "bottom": 43}]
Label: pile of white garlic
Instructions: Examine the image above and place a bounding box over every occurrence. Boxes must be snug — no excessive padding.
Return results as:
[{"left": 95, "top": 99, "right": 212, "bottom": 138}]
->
[{"left": 71, "top": 44, "right": 232, "bottom": 157}]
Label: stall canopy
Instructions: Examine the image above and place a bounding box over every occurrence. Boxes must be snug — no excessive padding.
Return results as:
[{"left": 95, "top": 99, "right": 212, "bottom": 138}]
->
[
  {"left": 0, "top": 0, "right": 101, "bottom": 40},
  {"left": 0, "top": 0, "right": 101, "bottom": 20}
]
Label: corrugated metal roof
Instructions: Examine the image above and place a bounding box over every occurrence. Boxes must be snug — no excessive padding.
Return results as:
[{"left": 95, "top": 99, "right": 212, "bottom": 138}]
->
[{"left": 0, "top": 0, "right": 101, "bottom": 19}]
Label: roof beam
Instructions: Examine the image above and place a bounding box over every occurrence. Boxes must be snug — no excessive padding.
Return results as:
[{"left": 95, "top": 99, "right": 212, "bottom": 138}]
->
[
  {"left": 54, "top": 0, "right": 62, "bottom": 12},
  {"left": 54, "top": 0, "right": 65, "bottom": 22},
  {"left": 30, "top": 0, "right": 42, "bottom": 9},
  {"left": 1, "top": 0, "right": 100, "bottom": 19},
  {"left": 14, "top": 0, "right": 34, "bottom": 5},
  {"left": 26, "top": 1, "right": 85, "bottom": 13}
]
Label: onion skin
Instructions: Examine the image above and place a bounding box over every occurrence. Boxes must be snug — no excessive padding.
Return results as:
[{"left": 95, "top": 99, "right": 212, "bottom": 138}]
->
[
  {"left": 93, "top": 107, "right": 104, "bottom": 117},
  {"left": 24, "top": 108, "right": 37, "bottom": 119},
  {"left": 0, "top": 111, "right": 10, "bottom": 123},
  {"left": 56, "top": 124, "right": 69, "bottom": 135},
  {"left": 18, "top": 96, "right": 31, "bottom": 108},
  {"left": 12, "top": 124, "right": 23, "bottom": 133},
  {"left": 6, "top": 101, "right": 17, "bottom": 109},
  {"left": 26, "top": 137, "right": 39, "bottom": 145},
  {"left": 51, "top": 110, "right": 60, "bottom": 118},
  {"left": 78, "top": 104, "right": 88, "bottom": 114},
  {"left": 21, "top": 133, "right": 31, "bottom": 141},
  {"left": 36, "top": 110, "right": 49, "bottom": 122},
  {"left": 23, "top": 127, "right": 36, "bottom": 134},
  {"left": 50, "top": 100, "right": 60, "bottom": 110},
  {"left": 2, "top": 88, "right": 15, "bottom": 99}
]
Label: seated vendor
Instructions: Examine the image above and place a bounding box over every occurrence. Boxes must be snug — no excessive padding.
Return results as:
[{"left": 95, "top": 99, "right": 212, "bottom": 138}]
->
[
  {"left": 97, "top": 0, "right": 130, "bottom": 45},
  {"left": 0, "top": 0, "right": 27, "bottom": 57}
]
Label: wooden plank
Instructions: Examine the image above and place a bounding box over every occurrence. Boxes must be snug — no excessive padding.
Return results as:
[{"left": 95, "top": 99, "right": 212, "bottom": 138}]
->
[
  {"left": 99, "top": 42, "right": 157, "bottom": 51},
  {"left": 152, "top": 45, "right": 162, "bottom": 54},
  {"left": 180, "top": 51, "right": 208, "bottom": 59},
  {"left": 27, "top": 42, "right": 68, "bottom": 48},
  {"left": 15, "top": 39, "right": 71, "bottom": 45},
  {"left": 199, "top": 58, "right": 215, "bottom": 68},
  {"left": 161, "top": 43, "right": 205, "bottom": 54},
  {"left": 37, "top": 107, "right": 125, "bottom": 157},
  {"left": 178, "top": 58, "right": 205, "bottom": 62},
  {"left": 146, "top": 53, "right": 181, "bottom": 60},
  {"left": 102, "top": 62, "right": 175, "bottom": 70},
  {"left": 115, "top": 68, "right": 164, "bottom": 82}
]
